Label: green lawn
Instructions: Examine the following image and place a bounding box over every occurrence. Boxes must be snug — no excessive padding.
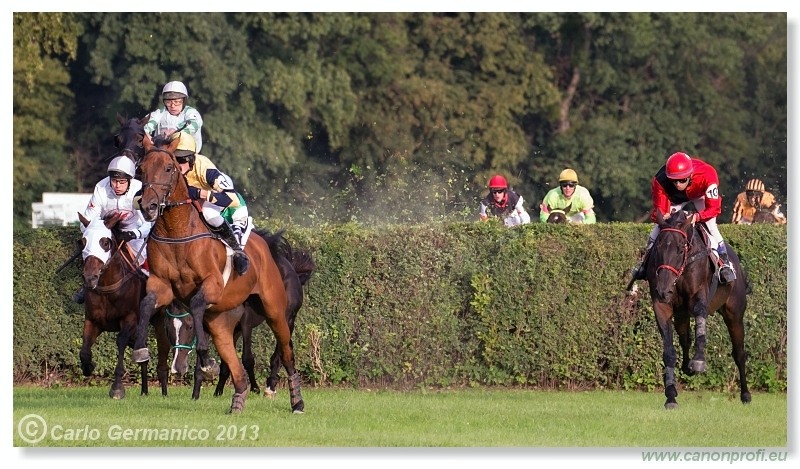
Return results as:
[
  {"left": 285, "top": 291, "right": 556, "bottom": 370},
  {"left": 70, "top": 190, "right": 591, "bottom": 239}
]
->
[{"left": 12, "top": 385, "right": 787, "bottom": 449}]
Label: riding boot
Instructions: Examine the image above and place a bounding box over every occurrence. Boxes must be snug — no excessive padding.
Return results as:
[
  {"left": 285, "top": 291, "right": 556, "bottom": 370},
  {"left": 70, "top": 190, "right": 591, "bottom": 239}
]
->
[
  {"left": 717, "top": 251, "right": 737, "bottom": 284},
  {"left": 73, "top": 286, "right": 85, "bottom": 304},
  {"left": 215, "top": 221, "right": 249, "bottom": 275},
  {"left": 630, "top": 242, "right": 654, "bottom": 280}
]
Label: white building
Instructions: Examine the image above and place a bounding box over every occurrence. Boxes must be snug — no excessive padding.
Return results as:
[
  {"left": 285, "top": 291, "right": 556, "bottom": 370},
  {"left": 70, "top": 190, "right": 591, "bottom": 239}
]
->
[{"left": 31, "top": 192, "right": 92, "bottom": 228}]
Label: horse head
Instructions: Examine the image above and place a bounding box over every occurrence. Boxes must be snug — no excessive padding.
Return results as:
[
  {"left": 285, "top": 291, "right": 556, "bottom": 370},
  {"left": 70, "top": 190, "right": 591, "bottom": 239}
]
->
[
  {"left": 138, "top": 133, "right": 185, "bottom": 222},
  {"left": 753, "top": 202, "right": 784, "bottom": 224},
  {"left": 649, "top": 209, "right": 695, "bottom": 303},
  {"left": 163, "top": 305, "right": 196, "bottom": 376},
  {"left": 546, "top": 203, "right": 571, "bottom": 224},
  {"left": 78, "top": 213, "right": 116, "bottom": 290},
  {"left": 114, "top": 113, "right": 149, "bottom": 164}
]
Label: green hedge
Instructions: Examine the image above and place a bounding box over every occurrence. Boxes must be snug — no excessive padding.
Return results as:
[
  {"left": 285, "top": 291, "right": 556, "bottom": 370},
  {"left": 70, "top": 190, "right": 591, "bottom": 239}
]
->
[{"left": 13, "top": 222, "right": 787, "bottom": 392}]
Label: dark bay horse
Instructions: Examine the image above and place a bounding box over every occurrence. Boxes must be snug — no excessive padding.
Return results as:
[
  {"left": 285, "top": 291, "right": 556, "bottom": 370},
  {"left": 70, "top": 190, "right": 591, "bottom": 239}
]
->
[
  {"left": 113, "top": 113, "right": 148, "bottom": 162},
  {"left": 646, "top": 210, "right": 750, "bottom": 409},
  {"left": 545, "top": 203, "right": 571, "bottom": 224},
  {"left": 133, "top": 134, "right": 304, "bottom": 414},
  {"left": 77, "top": 212, "right": 173, "bottom": 398}
]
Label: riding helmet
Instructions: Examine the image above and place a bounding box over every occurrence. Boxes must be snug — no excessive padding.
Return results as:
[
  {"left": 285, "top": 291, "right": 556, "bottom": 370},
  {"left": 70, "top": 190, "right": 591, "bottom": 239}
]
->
[
  {"left": 174, "top": 132, "right": 197, "bottom": 165},
  {"left": 745, "top": 179, "right": 765, "bottom": 192},
  {"left": 665, "top": 152, "right": 694, "bottom": 180},
  {"left": 559, "top": 168, "right": 579, "bottom": 183},
  {"left": 488, "top": 175, "right": 508, "bottom": 189},
  {"left": 162, "top": 81, "right": 188, "bottom": 101},
  {"left": 107, "top": 156, "right": 136, "bottom": 179}
]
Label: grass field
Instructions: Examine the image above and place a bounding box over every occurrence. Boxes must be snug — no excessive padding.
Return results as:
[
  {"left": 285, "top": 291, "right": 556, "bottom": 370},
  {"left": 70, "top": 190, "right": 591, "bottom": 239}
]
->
[{"left": 12, "top": 384, "right": 787, "bottom": 449}]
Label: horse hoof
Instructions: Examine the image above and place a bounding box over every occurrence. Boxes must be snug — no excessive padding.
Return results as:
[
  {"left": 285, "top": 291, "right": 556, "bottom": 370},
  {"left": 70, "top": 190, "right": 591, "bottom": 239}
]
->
[
  {"left": 133, "top": 348, "right": 151, "bottom": 363},
  {"left": 292, "top": 400, "right": 305, "bottom": 413},
  {"left": 109, "top": 388, "right": 125, "bottom": 399},
  {"left": 741, "top": 392, "right": 752, "bottom": 404},
  {"left": 201, "top": 358, "right": 220, "bottom": 380},
  {"left": 228, "top": 392, "right": 247, "bottom": 414},
  {"left": 264, "top": 388, "right": 277, "bottom": 399},
  {"left": 690, "top": 360, "right": 707, "bottom": 373},
  {"left": 664, "top": 401, "right": 678, "bottom": 410}
]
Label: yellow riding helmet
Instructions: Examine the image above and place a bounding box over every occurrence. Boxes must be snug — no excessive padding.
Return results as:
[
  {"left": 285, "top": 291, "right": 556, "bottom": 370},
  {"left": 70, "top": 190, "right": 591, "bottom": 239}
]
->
[
  {"left": 174, "top": 132, "right": 197, "bottom": 158},
  {"left": 745, "top": 179, "right": 765, "bottom": 192},
  {"left": 559, "top": 168, "right": 579, "bottom": 183}
]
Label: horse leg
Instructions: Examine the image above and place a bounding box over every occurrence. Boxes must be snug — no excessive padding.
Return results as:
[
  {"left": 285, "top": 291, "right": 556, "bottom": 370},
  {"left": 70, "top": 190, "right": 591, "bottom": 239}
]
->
[
  {"left": 674, "top": 315, "right": 693, "bottom": 376},
  {"left": 721, "top": 306, "right": 751, "bottom": 404},
  {"left": 266, "top": 311, "right": 303, "bottom": 413},
  {"left": 689, "top": 299, "right": 709, "bottom": 373},
  {"left": 134, "top": 292, "right": 158, "bottom": 363},
  {"left": 191, "top": 353, "right": 204, "bottom": 400},
  {"left": 242, "top": 325, "right": 260, "bottom": 395},
  {"left": 214, "top": 357, "right": 232, "bottom": 397},
  {"left": 654, "top": 303, "right": 678, "bottom": 409},
  {"left": 189, "top": 291, "right": 218, "bottom": 380},
  {"left": 80, "top": 321, "right": 101, "bottom": 377},
  {"left": 214, "top": 327, "right": 240, "bottom": 397},
  {"left": 265, "top": 345, "right": 281, "bottom": 398},
  {"left": 110, "top": 331, "right": 129, "bottom": 399},
  {"left": 152, "top": 316, "right": 171, "bottom": 396},
  {"left": 206, "top": 313, "right": 249, "bottom": 414}
]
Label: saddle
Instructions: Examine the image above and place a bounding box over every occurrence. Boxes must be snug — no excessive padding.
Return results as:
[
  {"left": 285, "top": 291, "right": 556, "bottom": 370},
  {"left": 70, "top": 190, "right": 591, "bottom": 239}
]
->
[{"left": 693, "top": 223, "right": 726, "bottom": 272}]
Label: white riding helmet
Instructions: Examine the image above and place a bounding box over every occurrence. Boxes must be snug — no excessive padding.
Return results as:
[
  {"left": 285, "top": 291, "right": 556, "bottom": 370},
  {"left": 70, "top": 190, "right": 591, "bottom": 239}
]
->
[
  {"left": 107, "top": 156, "right": 136, "bottom": 179},
  {"left": 162, "top": 81, "right": 188, "bottom": 100}
]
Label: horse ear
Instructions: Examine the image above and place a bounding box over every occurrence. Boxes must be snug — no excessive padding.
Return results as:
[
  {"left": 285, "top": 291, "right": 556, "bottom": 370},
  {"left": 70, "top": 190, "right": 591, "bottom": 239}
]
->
[
  {"left": 139, "top": 113, "right": 150, "bottom": 126},
  {"left": 655, "top": 209, "right": 666, "bottom": 225},
  {"left": 116, "top": 112, "right": 126, "bottom": 126},
  {"left": 143, "top": 133, "right": 153, "bottom": 150},
  {"left": 78, "top": 212, "right": 90, "bottom": 228}
]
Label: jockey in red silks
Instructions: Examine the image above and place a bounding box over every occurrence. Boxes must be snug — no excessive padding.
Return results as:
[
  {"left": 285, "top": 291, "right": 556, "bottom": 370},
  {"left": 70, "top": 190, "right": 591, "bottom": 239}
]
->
[{"left": 629, "top": 151, "right": 736, "bottom": 287}]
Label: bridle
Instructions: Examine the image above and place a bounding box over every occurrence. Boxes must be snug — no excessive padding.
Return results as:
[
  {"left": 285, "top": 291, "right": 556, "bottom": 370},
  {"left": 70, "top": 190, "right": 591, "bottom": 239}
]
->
[
  {"left": 655, "top": 228, "right": 689, "bottom": 278},
  {"left": 165, "top": 306, "right": 196, "bottom": 352},
  {"left": 90, "top": 237, "right": 140, "bottom": 294}
]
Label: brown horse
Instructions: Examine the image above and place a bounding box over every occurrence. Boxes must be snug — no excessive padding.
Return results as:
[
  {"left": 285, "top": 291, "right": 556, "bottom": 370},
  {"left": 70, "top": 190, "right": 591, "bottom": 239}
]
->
[
  {"left": 646, "top": 209, "right": 750, "bottom": 409},
  {"left": 545, "top": 203, "right": 571, "bottom": 224},
  {"left": 214, "top": 232, "right": 314, "bottom": 399},
  {"left": 132, "top": 134, "right": 303, "bottom": 414},
  {"left": 77, "top": 212, "right": 173, "bottom": 398}
]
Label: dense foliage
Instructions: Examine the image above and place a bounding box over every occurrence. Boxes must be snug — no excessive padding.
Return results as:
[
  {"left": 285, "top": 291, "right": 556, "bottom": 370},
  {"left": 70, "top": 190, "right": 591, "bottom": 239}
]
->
[
  {"left": 14, "top": 223, "right": 787, "bottom": 393},
  {"left": 12, "top": 13, "right": 787, "bottom": 230}
]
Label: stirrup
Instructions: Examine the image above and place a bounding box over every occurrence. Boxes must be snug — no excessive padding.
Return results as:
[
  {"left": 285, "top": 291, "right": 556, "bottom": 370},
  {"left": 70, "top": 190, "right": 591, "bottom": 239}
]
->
[{"left": 719, "top": 263, "right": 736, "bottom": 284}]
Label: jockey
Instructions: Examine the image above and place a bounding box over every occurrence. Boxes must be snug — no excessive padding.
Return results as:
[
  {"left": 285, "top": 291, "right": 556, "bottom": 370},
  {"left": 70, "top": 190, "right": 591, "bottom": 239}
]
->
[
  {"left": 479, "top": 174, "right": 531, "bottom": 227},
  {"left": 630, "top": 151, "right": 736, "bottom": 286},
  {"left": 174, "top": 131, "right": 250, "bottom": 275},
  {"left": 539, "top": 168, "right": 597, "bottom": 224},
  {"left": 144, "top": 80, "right": 204, "bottom": 152},
  {"left": 73, "top": 156, "right": 152, "bottom": 303},
  {"left": 731, "top": 178, "right": 786, "bottom": 224}
]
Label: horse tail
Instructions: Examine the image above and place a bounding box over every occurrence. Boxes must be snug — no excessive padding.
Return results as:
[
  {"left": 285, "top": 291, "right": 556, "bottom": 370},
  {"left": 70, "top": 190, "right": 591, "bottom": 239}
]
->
[
  {"left": 252, "top": 228, "right": 314, "bottom": 284},
  {"left": 290, "top": 249, "right": 316, "bottom": 286}
]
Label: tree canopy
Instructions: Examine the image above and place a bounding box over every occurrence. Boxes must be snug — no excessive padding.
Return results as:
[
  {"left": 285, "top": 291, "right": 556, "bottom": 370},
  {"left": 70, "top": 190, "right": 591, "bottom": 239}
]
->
[{"left": 12, "top": 12, "right": 787, "bottom": 229}]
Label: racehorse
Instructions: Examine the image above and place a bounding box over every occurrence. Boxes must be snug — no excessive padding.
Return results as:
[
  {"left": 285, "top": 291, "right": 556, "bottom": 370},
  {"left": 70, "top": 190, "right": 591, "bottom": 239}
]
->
[
  {"left": 753, "top": 203, "right": 786, "bottom": 224},
  {"left": 132, "top": 133, "right": 304, "bottom": 414},
  {"left": 545, "top": 204, "right": 571, "bottom": 224},
  {"left": 645, "top": 209, "right": 750, "bottom": 409},
  {"left": 77, "top": 212, "right": 174, "bottom": 398},
  {"left": 113, "top": 113, "right": 148, "bottom": 163},
  {"left": 215, "top": 233, "right": 314, "bottom": 398},
  {"left": 166, "top": 232, "right": 315, "bottom": 400}
]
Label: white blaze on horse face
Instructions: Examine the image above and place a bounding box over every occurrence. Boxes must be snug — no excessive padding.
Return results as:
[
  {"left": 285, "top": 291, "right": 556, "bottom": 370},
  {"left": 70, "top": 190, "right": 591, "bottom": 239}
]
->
[{"left": 81, "top": 218, "right": 113, "bottom": 264}]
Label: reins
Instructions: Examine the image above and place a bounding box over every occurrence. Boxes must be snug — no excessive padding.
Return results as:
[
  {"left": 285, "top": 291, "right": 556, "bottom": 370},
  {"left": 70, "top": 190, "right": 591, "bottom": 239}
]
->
[
  {"left": 140, "top": 146, "right": 214, "bottom": 244},
  {"left": 93, "top": 239, "right": 140, "bottom": 294}
]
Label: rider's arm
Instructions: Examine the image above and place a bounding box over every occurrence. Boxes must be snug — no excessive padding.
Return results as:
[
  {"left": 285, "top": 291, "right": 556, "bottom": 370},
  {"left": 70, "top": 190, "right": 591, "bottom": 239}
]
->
[
  {"left": 731, "top": 193, "right": 746, "bottom": 224},
  {"left": 514, "top": 196, "right": 531, "bottom": 224}
]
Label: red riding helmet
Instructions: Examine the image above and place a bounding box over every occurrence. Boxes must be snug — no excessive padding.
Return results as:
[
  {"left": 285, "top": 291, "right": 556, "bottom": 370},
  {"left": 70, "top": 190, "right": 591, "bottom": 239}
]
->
[
  {"left": 665, "top": 152, "right": 694, "bottom": 180},
  {"left": 488, "top": 175, "right": 508, "bottom": 189}
]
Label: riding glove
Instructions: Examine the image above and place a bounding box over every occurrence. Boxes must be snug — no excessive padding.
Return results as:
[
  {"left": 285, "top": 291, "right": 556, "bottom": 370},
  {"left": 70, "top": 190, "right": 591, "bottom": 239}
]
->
[{"left": 120, "top": 230, "right": 138, "bottom": 241}]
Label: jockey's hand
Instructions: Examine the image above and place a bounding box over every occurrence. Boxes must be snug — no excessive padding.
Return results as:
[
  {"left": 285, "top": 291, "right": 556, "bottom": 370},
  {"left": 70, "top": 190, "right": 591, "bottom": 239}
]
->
[
  {"left": 689, "top": 213, "right": 698, "bottom": 224},
  {"left": 119, "top": 230, "right": 138, "bottom": 242}
]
